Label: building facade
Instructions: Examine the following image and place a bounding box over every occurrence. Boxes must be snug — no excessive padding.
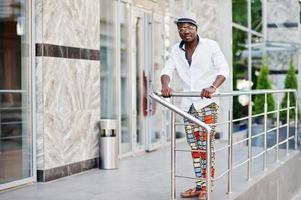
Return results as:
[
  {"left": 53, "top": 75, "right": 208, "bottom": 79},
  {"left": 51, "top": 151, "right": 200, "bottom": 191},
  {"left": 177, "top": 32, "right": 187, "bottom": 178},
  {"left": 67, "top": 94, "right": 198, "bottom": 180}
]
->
[{"left": 1, "top": 0, "right": 299, "bottom": 190}]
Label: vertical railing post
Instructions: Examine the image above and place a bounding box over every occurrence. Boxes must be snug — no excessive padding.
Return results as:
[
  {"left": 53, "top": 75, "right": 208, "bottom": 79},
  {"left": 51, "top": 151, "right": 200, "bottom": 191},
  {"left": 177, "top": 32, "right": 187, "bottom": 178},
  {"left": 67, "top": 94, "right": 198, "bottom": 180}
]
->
[
  {"left": 263, "top": 93, "right": 267, "bottom": 171},
  {"left": 276, "top": 94, "right": 280, "bottom": 162},
  {"left": 206, "top": 125, "right": 211, "bottom": 200},
  {"left": 171, "top": 110, "right": 176, "bottom": 200},
  {"left": 286, "top": 92, "right": 290, "bottom": 155},
  {"left": 295, "top": 95, "right": 298, "bottom": 150},
  {"left": 227, "top": 110, "right": 233, "bottom": 194},
  {"left": 247, "top": 94, "right": 252, "bottom": 180}
]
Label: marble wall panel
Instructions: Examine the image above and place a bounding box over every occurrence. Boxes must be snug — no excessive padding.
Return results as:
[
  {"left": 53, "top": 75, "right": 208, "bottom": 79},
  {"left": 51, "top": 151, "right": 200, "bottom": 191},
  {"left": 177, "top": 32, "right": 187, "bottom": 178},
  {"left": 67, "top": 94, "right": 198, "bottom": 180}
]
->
[
  {"left": 42, "top": 0, "right": 100, "bottom": 50},
  {"left": 36, "top": 57, "right": 44, "bottom": 113},
  {"left": 44, "top": 112, "right": 65, "bottom": 168},
  {"left": 35, "top": 0, "right": 43, "bottom": 43},
  {"left": 267, "top": 0, "right": 299, "bottom": 43},
  {"left": 194, "top": 1, "right": 219, "bottom": 40},
  {"left": 36, "top": 0, "right": 102, "bottom": 171},
  {"left": 36, "top": 113, "right": 44, "bottom": 170},
  {"left": 43, "top": 58, "right": 100, "bottom": 113},
  {"left": 86, "top": 0, "right": 100, "bottom": 50},
  {"left": 42, "top": 0, "right": 86, "bottom": 48},
  {"left": 267, "top": 0, "right": 299, "bottom": 71},
  {"left": 44, "top": 110, "right": 99, "bottom": 169},
  {"left": 268, "top": 28, "right": 299, "bottom": 43},
  {"left": 267, "top": 0, "right": 299, "bottom": 24},
  {"left": 41, "top": 57, "right": 100, "bottom": 169}
]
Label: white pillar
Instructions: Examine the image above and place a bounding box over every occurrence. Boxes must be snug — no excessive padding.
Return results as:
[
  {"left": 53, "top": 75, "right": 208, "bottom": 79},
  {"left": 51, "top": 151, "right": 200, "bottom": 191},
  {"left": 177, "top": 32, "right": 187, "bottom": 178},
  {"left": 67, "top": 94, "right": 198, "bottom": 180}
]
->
[{"left": 217, "top": 0, "right": 233, "bottom": 140}]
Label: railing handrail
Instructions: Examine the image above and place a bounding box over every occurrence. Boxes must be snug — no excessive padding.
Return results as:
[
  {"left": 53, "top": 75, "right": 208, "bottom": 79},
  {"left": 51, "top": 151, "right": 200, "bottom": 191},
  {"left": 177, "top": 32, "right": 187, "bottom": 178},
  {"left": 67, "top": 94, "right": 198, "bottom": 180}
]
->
[
  {"left": 149, "top": 93, "right": 211, "bottom": 133},
  {"left": 154, "top": 89, "right": 297, "bottom": 97},
  {"left": 150, "top": 92, "right": 213, "bottom": 199},
  {"left": 0, "top": 90, "right": 26, "bottom": 93},
  {"left": 150, "top": 89, "right": 298, "bottom": 200}
]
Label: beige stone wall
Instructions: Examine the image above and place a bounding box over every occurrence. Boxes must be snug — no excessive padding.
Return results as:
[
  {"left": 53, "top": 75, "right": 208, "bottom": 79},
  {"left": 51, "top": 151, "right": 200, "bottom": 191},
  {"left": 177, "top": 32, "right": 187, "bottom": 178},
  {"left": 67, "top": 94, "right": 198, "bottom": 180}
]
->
[{"left": 35, "top": 0, "right": 100, "bottom": 170}]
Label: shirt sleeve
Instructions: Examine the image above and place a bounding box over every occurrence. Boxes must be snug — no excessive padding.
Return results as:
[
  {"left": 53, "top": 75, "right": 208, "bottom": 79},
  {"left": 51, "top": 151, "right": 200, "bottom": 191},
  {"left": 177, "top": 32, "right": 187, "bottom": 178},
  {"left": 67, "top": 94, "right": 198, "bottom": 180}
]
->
[
  {"left": 160, "top": 50, "right": 176, "bottom": 79},
  {"left": 211, "top": 41, "right": 229, "bottom": 80}
]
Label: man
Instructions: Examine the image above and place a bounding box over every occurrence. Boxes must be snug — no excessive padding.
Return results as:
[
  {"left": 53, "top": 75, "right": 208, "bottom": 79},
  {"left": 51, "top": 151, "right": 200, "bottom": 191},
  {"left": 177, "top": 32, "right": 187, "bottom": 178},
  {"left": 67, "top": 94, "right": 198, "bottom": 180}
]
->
[{"left": 160, "top": 11, "right": 229, "bottom": 200}]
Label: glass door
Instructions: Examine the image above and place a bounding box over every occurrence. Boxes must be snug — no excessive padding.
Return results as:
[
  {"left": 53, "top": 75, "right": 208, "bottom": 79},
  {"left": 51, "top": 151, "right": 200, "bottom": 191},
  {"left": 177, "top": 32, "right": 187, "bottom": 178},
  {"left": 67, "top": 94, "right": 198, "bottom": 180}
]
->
[
  {"left": 0, "top": 0, "right": 34, "bottom": 189},
  {"left": 119, "top": 5, "right": 167, "bottom": 156},
  {"left": 145, "top": 13, "right": 166, "bottom": 151},
  {"left": 132, "top": 9, "right": 167, "bottom": 152},
  {"left": 119, "top": 1, "right": 132, "bottom": 156},
  {"left": 131, "top": 8, "right": 146, "bottom": 153}
]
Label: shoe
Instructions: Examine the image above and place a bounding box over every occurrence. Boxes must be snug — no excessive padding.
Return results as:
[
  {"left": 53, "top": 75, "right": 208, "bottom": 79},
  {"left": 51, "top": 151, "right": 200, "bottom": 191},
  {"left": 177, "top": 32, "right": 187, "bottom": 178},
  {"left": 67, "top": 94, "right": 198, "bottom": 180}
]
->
[{"left": 180, "top": 188, "right": 201, "bottom": 198}]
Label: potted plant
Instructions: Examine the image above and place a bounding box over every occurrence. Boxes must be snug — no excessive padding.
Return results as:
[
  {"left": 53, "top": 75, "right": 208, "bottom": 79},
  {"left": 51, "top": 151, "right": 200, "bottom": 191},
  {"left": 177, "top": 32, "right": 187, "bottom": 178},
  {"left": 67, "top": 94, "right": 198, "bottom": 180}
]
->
[
  {"left": 253, "top": 58, "right": 275, "bottom": 121},
  {"left": 252, "top": 58, "right": 276, "bottom": 147},
  {"left": 280, "top": 60, "right": 298, "bottom": 122},
  {"left": 279, "top": 61, "right": 299, "bottom": 148}
]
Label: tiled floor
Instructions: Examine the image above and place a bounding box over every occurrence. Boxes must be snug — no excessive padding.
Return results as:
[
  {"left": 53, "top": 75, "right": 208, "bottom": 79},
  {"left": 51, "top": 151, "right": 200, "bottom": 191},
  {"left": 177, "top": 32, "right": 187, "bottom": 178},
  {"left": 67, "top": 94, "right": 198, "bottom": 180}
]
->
[{"left": 0, "top": 141, "right": 297, "bottom": 200}]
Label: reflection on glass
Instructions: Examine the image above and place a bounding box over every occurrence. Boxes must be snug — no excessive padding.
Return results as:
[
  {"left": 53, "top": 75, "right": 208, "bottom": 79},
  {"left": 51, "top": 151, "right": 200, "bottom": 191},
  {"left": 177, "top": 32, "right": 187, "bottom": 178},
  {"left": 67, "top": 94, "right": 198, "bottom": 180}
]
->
[
  {"left": 251, "top": 0, "right": 262, "bottom": 33},
  {"left": 232, "top": 0, "right": 248, "bottom": 27},
  {"left": 150, "top": 20, "right": 164, "bottom": 145},
  {"left": 100, "top": 0, "right": 115, "bottom": 119},
  {"left": 120, "top": 2, "right": 131, "bottom": 154},
  {"left": 250, "top": 33, "right": 262, "bottom": 90},
  {"left": 232, "top": 27, "right": 249, "bottom": 125},
  {"left": 0, "top": 0, "right": 31, "bottom": 184},
  {"left": 135, "top": 17, "right": 143, "bottom": 147}
]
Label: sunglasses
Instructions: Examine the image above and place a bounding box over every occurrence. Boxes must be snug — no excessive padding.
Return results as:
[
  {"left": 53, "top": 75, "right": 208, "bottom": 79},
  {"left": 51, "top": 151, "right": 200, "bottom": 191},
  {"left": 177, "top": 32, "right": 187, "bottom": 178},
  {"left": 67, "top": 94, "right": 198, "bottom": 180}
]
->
[{"left": 178, "top": 25, "right": 196, "bottom": 34}]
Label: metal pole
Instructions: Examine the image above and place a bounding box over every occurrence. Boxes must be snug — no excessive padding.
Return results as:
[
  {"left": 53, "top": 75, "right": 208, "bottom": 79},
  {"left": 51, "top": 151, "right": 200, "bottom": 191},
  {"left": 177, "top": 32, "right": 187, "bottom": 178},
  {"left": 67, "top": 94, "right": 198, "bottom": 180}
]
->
[
  {"left": 276, "top": 94, "right": 280, "bottom": 161},
  {"left": 149, "top": 93, "right": 211, "bottom": 132},
  {"left": 263, "top": 93, "right": 267, "bottom": 171},
  {"left": 206, "top": 121, "right": 211, "bottom": 200},
  {"left": 247, "top": 94, "right": 252, "bottom": 180},
  {"left": 295, "top": 96, "right": 298, "bottom": 150},
  {"left": 247, "top": 0, "right": 252, "bottom": 86},
  {"left": 155, "top": 89, "right": 297, "bottom": 98},
  {"left": 171, "top": 110, "right": 176, "bottom": 200},
  {"left": 227, "top": 110, "right": 233, "bottom": 194},
  {"left": 286, "top": 92, "right": 290, "bottom": 155},
  {"left": 262, "top": 0, "right": 267, "bottom": 56}
]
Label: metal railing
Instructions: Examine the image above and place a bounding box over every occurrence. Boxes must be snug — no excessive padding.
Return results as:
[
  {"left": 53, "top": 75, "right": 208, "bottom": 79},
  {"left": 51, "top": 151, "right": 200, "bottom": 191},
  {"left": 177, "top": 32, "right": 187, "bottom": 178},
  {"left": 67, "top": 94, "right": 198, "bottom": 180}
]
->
[{"left": 150, "top": 89, "right": 298, "bottom": 200}]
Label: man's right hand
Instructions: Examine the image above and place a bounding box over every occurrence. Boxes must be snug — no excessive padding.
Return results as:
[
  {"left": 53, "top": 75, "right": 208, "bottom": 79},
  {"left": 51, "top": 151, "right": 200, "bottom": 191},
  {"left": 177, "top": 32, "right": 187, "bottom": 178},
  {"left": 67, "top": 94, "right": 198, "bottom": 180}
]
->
[{"left": 161, "top": 86, "right": 173, "bottom": 98}]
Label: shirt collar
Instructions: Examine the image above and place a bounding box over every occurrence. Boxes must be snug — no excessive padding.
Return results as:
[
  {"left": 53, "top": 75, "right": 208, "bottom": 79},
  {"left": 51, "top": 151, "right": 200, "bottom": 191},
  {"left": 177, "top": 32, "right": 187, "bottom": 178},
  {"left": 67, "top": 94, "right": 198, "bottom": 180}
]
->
[{"left": 178, "top": 35, "right": 201, "bottom": 51}]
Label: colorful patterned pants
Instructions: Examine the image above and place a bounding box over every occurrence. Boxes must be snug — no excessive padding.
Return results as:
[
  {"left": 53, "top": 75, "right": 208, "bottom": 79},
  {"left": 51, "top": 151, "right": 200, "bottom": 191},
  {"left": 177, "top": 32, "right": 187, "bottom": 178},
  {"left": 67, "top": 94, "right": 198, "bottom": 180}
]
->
[{"left": 184, "top": 103, "right": 218, "bottom": 191}]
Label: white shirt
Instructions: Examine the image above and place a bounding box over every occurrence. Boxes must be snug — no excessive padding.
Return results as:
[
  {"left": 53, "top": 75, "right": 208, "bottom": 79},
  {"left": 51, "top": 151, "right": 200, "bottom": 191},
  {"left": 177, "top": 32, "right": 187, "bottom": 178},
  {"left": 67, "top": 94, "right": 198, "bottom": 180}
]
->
[{"left": 160, "top": 36, "right": 229, "bottom": 111}]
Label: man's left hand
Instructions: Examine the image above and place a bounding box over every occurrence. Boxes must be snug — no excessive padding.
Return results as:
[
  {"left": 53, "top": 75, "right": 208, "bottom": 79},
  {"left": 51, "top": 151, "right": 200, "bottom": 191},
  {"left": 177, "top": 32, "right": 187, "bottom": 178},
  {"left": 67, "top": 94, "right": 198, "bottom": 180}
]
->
[{"left": 201, "top": 87, "right": 216, "bottom": 99}]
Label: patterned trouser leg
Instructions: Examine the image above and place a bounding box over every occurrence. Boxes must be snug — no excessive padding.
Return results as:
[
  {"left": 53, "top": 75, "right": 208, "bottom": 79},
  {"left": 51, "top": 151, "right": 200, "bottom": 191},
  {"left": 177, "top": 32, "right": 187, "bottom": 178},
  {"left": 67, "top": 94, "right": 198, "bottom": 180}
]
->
[{"left": 184, "top": 103, "right": 218, "bottom": 191}]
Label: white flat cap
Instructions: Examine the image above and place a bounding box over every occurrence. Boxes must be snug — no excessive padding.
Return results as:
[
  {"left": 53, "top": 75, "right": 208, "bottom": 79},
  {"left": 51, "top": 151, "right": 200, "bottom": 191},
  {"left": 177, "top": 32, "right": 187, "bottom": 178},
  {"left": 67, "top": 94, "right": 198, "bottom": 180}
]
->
[{"left": 175, "top": 11, "right": 198, "bottom": 27}]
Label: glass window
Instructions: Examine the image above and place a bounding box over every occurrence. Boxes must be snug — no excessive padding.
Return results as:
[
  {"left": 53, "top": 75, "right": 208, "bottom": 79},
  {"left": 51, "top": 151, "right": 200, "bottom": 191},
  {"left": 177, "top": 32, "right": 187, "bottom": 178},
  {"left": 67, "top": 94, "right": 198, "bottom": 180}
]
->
[
  {"left": 150, "top": 18, "right": 164, "bottom": 145},
  {"left": 120, "top": 2, "right": 131, "bottom": 154},
  {"left": 232, "top": 0, "right": 248, "bottom": 27},
  {"left": 251, "top": 0, "right": 262, "bottom": 33},
  {"left": 0, "top": 0, "right": 32, "bottom": 184},
  {"left": 232, "top": 27, "right": 249, "bottom": 121},
  {"left": 100, "top": 0, "right": 116, "bottom": 119}
]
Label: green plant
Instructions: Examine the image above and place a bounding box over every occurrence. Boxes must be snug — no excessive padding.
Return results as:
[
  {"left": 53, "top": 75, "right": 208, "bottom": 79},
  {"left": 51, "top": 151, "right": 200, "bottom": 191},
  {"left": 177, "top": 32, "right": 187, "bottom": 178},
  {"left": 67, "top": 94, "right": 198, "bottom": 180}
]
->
[
  {"left": 280, "top": 61, "right": 298, "bottom": 121},
  {"left": 253, "top": 58, "right": 275, "bottom": 116},
  {"left": 232, "top": 0, "right": 262, "bottom": 120}
]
